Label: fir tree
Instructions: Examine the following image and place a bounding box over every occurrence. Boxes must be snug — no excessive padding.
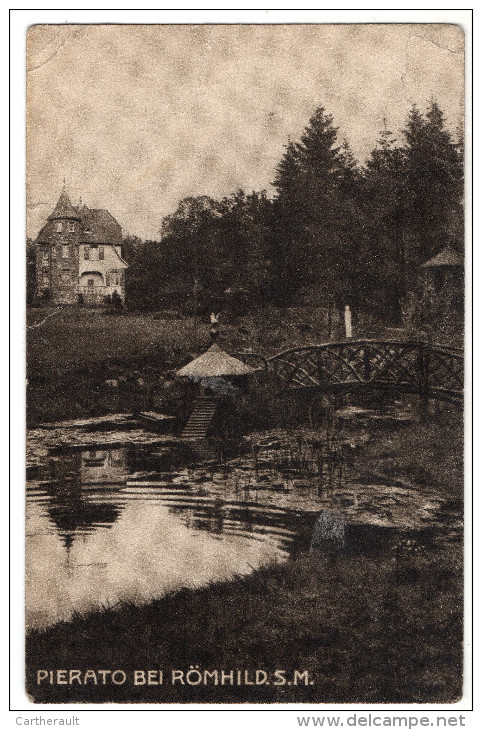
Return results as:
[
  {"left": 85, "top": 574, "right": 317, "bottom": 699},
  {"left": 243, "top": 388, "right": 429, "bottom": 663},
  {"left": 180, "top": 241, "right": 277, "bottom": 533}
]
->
[
  {"left": 271, "top": 107, "right": 356, "bottom": 299},
  {"left": 360, "top": 122, "right": 406, "bottom": 318},
  {"left": 401, "top": 101, "right": 463, "bottom": 266}
]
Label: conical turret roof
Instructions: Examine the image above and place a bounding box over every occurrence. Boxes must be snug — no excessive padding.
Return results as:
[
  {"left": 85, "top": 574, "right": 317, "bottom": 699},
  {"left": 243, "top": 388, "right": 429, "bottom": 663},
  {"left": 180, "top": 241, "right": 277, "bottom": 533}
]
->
[
  {"left": 176, "top": 343, "right": 256, "bottom": 378},
  {"left": 48, "top": 187, "right": 81, "bottom": 220}
]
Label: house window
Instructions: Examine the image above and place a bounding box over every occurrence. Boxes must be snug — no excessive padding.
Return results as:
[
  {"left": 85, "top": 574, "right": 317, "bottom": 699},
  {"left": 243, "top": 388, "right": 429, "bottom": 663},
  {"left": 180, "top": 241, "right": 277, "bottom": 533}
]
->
[
  {"left": 69, "top": 222, "right": 75, "bottom": 233},
  {"left": 60, "top": 272, "right": 71, "bottom": 286},
  {"left": 42, "top": 274, "right": 49, "bottom": 287},
  {"left": 62, "top": 245, "right": 70, "bottom": 258},
  {"left": 110, "top": 270, "right": 120, "bottom": 286},
  {"left": 84, "top": 246, "right": 90, "bottom": 260},
  {"left": 42, "top": 251, "right": 49, "bottom": 262},
  {"left": 56, "top": 221, "right": 62, "bottom": 232},
  {"left": 99, "top": 246, "right": 104, "bottom": 260}
]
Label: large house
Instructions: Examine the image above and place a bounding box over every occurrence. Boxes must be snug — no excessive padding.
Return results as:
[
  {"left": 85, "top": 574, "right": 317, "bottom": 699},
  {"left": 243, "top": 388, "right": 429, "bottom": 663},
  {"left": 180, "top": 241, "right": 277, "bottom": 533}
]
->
[{"left": 35, "top": 187, "right": 128, "bottom": 305}]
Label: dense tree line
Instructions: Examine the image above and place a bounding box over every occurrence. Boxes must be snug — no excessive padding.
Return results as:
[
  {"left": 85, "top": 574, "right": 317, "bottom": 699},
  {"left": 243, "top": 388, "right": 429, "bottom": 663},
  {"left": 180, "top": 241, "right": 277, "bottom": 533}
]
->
[{"left": 124, "top": 100, "right": 463, "bottom": 321}]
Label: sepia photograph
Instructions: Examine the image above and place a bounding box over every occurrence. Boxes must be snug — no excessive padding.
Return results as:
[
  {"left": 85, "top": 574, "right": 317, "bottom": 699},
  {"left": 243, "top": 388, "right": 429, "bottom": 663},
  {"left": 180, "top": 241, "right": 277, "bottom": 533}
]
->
[{"left": 23, "top": 19, "right": 466, "bottom": 705}]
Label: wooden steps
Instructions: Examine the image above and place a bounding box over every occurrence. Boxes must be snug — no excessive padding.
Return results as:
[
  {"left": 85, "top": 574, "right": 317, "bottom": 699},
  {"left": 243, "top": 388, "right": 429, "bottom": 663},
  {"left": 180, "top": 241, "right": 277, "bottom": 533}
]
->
[{"left": 181, "top": 396, "right": 219, "bottom": 439}]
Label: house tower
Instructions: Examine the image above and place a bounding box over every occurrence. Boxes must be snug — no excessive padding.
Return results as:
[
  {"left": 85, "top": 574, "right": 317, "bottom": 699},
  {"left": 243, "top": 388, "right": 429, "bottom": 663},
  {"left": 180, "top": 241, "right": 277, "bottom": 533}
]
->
[{"left": 35, "top": 186, "right": 128, "bottom": 305}]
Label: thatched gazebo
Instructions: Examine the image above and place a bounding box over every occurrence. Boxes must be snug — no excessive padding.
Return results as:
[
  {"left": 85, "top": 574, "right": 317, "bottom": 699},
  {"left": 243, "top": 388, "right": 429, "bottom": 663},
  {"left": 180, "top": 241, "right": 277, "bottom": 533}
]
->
[
  {"left": 417, "top": 246, "right": 464, "bottom": 346},
  {"left": 176, "top": 344, "right": 256, "bottom": 439},
  {"left": 421, "top": 246, "right": 464, "bottom": 291},
  {"left": 420, "top": 245, "right": 464, "bottom": 309},
  {"left": 176, "top": 343, "right": 256, "bottom": 379}
]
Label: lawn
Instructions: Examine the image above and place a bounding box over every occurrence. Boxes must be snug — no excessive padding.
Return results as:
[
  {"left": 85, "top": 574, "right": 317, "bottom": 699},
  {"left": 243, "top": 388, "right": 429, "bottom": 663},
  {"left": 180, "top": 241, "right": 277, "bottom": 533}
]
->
[
  {"left": 26, "top": 306, "right": 346, "bottom": 424},
  {"left": 27, "top": 309, "right": 202, "bottom": 375},
  {"left": 27, "top": 305, "right": 388, "bottom": 376}
]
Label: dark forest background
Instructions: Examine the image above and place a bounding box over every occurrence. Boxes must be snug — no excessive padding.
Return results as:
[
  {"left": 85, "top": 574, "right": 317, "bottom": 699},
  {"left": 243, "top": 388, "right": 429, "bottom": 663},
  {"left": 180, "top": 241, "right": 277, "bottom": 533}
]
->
[{"left": 28, "top": 101, "right": 464, "bottom": 324}]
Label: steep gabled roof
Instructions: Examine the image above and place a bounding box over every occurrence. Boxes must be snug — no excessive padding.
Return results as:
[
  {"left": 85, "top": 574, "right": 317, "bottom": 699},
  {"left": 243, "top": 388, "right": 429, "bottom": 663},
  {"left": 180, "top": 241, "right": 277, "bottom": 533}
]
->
[
  {"left": 176, "top": 343, "right": 256, "bottom": 378},
  {"left": 48, "top": 187, "right": 80, "bottom": 220},
  {"left": 76, "top": 206, "right": 122, "bottom": 245},
  {"left": 421, "top": 247, "right": 464, "bottom": 268}
]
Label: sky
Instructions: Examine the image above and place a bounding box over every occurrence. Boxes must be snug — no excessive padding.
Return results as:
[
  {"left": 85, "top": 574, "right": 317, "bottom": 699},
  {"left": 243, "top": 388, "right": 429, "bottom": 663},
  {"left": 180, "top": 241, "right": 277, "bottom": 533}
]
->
[{"left": 26, "top": 23, "right": 465, "bottom": 240}]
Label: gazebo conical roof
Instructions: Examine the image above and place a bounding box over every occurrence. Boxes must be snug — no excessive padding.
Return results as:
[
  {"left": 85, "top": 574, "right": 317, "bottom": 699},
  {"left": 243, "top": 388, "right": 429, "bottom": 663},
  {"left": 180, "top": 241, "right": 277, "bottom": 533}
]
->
[
  {"left": 421, "top": 246, "right": 464, "bottom": 268},
  {"left": 176, "top": 343, "right": 256, "bottom": 378}
]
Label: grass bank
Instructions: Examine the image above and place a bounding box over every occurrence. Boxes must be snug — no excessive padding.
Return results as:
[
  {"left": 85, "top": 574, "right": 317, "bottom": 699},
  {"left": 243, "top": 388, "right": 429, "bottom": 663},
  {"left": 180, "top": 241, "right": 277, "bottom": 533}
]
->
[
  {"left": 344, "top": 413, "right": 464, "bottom": 499},
  {"left": 26, "top": 543, "right": 462, "bottom": 704}
]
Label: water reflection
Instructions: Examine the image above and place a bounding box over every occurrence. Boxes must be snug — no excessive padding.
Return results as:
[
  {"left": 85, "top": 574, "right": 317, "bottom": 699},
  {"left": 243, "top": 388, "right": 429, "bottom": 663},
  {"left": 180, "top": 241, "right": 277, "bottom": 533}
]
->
[
  {"left": 47, "top": 490, "right": 123, "bottom": 552},
  {"left": 26, "top": 440, "right": 316, "bottom": 630},
  {"left": 31, "top": 448, "right": 128, "bottom": 549},
  {"left": 26, "top": 430, "right": 459, "bottom": 631},
  {"left": 81, "top": 448, "right": 128, "bottom": 484}
]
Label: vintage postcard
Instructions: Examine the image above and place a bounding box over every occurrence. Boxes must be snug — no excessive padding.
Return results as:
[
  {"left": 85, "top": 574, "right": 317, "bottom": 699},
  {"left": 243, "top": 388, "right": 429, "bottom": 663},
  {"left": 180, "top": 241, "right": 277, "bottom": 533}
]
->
[{"left": 24, "top": 21, "right": 467, "bottom": 706}]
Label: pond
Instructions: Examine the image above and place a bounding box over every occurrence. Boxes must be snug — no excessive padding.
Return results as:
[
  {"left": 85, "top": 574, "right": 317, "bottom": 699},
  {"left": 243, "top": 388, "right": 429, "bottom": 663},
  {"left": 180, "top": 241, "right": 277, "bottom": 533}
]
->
[{"left": 26, "top": 414, "right": 462, "bottom": 631}]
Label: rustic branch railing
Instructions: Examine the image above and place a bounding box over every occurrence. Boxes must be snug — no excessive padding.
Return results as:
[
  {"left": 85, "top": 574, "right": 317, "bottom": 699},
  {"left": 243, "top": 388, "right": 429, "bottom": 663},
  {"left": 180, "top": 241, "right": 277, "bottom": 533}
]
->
[{"left": 235, "top": 340, "right": 463, "bottom": 404}]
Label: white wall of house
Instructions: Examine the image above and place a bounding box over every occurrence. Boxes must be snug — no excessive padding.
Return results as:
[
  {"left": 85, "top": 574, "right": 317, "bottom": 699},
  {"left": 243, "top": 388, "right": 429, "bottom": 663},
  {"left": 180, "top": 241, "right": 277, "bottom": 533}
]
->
[{"left": 78, "top": 244, "right": 128, "bottom": 301}]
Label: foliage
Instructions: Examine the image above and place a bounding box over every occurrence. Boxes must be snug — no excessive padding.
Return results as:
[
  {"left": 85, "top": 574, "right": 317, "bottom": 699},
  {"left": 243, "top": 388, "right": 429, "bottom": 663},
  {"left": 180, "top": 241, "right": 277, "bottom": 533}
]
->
[
  {"left": 26, "top": 237, "right": 37, "bottom": 306},
  {"left": 270, "top": 108, "right": 360, "bottom": 302},
  {"left": 402, "top": 103, "right": 464, "bottom": 263},
  {"left": 109, "top": 101, "right": 463, "bottom": 327}
]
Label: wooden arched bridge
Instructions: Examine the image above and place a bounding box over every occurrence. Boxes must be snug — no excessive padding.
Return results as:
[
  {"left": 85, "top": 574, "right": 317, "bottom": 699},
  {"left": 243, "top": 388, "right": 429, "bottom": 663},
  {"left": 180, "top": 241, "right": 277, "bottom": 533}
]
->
[{"left": 235, "top": 340, "right": 463, "bottom": 406}]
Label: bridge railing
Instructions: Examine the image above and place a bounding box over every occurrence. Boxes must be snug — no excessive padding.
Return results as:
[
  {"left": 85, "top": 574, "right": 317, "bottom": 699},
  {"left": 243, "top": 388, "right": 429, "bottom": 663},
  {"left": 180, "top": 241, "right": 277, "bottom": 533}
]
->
[{"left": 234, "top": 340, "right": 463, "bottom": 404}]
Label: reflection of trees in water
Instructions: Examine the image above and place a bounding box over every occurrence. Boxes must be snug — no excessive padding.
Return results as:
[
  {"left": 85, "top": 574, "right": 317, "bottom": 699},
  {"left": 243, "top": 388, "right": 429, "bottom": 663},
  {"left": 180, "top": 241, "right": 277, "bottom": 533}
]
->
[
  {"left": 168, "top": 498, "right": 313, "bottom": 557},
  {"left": 47, "top": 496, "right": 123, "bottom": 551},
  {"left": 39, "top": 448, "right": 126, "bottom": 553}
]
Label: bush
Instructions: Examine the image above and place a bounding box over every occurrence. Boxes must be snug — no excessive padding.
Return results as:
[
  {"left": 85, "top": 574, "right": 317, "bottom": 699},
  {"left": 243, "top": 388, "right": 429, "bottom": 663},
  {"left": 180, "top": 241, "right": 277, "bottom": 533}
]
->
[
  {"left": 38, "top": 287, "right": 50, "bottom": 305},
  {"left": 111, "top": 290, "right": 124, "bottom": 311}
]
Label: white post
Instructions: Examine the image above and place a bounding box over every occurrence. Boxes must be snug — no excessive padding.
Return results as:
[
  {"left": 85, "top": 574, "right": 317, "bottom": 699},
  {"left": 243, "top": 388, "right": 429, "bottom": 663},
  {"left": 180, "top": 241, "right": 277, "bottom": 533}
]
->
[{"left": 344, "top": 305, "right": 352, "bottom": 339}]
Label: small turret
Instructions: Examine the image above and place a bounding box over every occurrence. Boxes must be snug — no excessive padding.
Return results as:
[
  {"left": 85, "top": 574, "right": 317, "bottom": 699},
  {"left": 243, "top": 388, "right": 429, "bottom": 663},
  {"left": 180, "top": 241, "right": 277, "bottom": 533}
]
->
[{"left": 48, "top": 185, "right": 81, "bottom": 221}]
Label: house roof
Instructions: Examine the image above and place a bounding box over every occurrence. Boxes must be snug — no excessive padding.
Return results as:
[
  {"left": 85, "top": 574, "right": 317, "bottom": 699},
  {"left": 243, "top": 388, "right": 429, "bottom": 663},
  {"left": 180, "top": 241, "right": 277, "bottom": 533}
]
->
[
  {"left": 48, "top": 187, "right": 81, "bottom": 220},
  {"left": 421, "top": 247, "right": 464, "bottom": 268},
  {"left": 75, "top": 206, "right": 122, "bottom": 245},
  {"left": 176, "top": 343, "right": 256, "bottom": 378},
  {"left": 37, "top": 189, "right": 122, "bottom": 245}
]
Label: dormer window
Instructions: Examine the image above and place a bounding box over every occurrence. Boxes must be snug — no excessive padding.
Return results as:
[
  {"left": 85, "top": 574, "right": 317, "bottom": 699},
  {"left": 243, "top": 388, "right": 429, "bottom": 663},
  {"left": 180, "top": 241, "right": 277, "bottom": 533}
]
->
[
  {"left": 56, "top": 222, "right": 62, "bottom": 233},
  {"left": 69, "top": 222, "right": 75, "bottom": 233},
  {"left": 99, "top": 246, "right": 104, "bottom": 260}
]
